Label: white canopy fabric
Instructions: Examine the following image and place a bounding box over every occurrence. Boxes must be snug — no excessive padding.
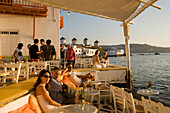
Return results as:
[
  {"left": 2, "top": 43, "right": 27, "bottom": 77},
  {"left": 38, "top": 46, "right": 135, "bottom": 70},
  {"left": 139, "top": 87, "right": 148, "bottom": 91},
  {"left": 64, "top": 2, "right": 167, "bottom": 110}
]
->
[{"left": 26, "top": 0, "right": 140, "bottom": 22}]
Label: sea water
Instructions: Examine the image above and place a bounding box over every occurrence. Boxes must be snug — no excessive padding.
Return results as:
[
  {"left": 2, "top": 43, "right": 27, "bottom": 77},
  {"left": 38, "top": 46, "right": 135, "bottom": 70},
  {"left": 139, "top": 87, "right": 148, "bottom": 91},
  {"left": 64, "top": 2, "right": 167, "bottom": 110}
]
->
[{"left": 109, "top": 53, "right": 170, "bottom": 105}]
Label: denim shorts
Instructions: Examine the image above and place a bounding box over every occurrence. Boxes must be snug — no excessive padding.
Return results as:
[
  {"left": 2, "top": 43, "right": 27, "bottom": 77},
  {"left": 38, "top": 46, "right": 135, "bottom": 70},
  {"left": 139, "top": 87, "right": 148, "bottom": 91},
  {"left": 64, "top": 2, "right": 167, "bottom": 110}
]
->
[{"left": 79, "top": 80, "right": 84, "bottom": 87}]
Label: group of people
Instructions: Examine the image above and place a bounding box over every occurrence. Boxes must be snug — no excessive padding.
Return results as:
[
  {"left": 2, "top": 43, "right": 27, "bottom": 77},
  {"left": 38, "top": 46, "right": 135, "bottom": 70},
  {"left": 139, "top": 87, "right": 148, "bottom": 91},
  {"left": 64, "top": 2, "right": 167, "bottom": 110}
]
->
[
  {"left": 13, "top": 39, "right": 57, "bottom": 62},
  {"left": 61, "top": 45, "right": 109, "bottom": 69},
  {"left": 92, "top": 50, "right": 109, "bottom": 68},
  {"left": 34, "top": 63, "right": 94, "bottom": 113},
  {"left": 29, "top": 39, "right": 57, "bottom": 62},
  {"left": 13, "top": 40, "right": 109, "bottom": 70}
]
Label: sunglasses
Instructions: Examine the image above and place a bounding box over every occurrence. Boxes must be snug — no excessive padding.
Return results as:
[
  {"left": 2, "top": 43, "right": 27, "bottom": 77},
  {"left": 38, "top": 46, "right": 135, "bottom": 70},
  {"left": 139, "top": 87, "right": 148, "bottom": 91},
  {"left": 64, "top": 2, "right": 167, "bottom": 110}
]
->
[{"left": 43, "top": 75, "right": 51, "bottom": 78}]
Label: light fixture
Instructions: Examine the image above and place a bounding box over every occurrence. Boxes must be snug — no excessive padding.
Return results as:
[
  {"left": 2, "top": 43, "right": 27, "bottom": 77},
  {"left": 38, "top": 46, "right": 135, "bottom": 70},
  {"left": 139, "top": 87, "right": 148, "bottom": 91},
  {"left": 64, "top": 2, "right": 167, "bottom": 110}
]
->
[{"left": 67, "top": 12, "right": 71, "bottom": 15}]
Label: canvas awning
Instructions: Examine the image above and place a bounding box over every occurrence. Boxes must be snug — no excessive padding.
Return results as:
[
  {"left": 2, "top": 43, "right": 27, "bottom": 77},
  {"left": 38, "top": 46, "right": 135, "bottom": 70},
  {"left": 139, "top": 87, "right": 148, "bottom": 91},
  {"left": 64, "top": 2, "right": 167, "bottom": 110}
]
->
[{"left": 26, "top": 0, "right": 142, "bottom": 22}]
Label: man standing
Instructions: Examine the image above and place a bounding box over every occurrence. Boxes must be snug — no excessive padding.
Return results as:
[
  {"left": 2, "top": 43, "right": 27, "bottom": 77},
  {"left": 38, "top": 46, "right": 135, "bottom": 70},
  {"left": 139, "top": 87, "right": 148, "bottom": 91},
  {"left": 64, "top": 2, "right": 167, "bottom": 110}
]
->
[
  {"left": 29, "top": 39, "right": 42, "bottom": 62},
  {"left": 44, "top": 39, "right": 57, "bottom": 61},
  {"left": 66, "top": 44, "right": 76, "bottom": 68},
  {"left": 40, "top": 39, "right": 46, "bottom": 61},
  {"left": 60, "top": 44, "right": 65, "bottom": 68}
]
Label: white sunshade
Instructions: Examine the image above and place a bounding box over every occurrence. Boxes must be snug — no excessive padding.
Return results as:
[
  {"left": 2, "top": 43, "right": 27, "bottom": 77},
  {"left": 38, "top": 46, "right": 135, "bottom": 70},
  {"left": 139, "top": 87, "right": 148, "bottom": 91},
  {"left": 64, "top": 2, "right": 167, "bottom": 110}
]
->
[{"left": 26, "top": 0, "right": 140, "bottom": 22}]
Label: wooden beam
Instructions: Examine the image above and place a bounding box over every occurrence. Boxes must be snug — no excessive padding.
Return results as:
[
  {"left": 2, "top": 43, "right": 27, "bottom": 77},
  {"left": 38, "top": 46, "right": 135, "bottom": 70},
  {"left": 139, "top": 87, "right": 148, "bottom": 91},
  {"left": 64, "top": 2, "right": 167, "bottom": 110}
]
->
[
  {"left": 125, "top": 0, "right": 158, "bottom": 24},
  {"left": 33, "top": 14, "right": 35, "bottom": 40},
  {"left": 138, "top": 0, "right": 161, "bottom": 10}
]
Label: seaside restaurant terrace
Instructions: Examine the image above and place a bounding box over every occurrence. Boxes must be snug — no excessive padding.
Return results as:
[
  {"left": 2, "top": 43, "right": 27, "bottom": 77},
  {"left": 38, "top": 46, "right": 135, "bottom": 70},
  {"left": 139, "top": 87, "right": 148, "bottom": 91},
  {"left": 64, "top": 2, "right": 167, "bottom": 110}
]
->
[{"left": 1, "top": 0, "right": 170, "bottom": 113}]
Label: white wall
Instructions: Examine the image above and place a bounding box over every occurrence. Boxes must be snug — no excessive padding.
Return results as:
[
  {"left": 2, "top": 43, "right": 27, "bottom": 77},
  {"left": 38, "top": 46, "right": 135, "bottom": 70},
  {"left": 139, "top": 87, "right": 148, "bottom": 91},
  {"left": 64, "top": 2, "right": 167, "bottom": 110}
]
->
[{"left": 0, "top": 7, "right": 60, "bottom": 58}]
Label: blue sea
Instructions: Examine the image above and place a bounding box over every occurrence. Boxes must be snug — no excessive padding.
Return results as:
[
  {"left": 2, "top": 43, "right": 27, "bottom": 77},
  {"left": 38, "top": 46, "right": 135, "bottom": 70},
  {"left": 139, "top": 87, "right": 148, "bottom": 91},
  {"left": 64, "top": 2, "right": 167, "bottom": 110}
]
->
[{"left": 109, "top": 53, "right": 170, "bottom": 105}]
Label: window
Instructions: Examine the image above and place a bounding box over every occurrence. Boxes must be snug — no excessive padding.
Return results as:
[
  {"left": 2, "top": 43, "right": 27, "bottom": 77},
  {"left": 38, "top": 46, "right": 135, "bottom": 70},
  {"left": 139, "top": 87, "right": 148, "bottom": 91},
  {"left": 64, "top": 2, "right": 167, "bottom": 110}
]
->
[
  {"left": 0, "top": 30, "right": 19, "bottom": 35},
  {"left": 0, "top": 31, "right": 9, "bottom": 34},
  {"left": 10, "top": 32, "right": 18, "bottom": 34}
]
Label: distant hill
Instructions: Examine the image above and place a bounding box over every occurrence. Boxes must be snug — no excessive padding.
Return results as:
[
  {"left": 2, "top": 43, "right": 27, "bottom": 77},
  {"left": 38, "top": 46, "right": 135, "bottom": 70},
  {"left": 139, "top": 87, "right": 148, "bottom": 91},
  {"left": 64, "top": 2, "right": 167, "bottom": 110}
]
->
[{"left": 100, "top": 44, "right": 170, "bottom": 53}]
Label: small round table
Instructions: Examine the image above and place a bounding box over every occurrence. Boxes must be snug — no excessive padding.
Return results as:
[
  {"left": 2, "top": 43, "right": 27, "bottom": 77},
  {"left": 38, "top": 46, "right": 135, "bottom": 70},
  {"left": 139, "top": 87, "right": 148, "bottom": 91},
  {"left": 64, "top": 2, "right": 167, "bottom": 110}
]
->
[
  {"left": 63, "top": 104, "right": 98, "bottom": 113},
  {"left": 137, "top": 89, "right": 159, "bottom": 100}
]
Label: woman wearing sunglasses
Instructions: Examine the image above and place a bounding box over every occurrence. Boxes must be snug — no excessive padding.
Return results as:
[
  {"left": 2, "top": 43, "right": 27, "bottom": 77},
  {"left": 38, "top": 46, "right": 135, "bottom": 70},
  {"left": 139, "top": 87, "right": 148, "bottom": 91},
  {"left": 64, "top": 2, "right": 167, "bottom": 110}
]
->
[{"left": 34, "top": 70, "right": 63, "bottom": 113}]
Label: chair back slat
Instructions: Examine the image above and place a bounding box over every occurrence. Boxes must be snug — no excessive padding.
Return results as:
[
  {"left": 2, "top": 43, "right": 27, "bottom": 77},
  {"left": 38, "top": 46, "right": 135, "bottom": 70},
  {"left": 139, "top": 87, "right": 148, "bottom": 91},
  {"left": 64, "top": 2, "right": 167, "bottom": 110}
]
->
[
  {"left": 4, "top": 62, "right": 22, "bottom": 83},
  {"left": 111, "top": 85, "right": 125, "bottom": 113},
  {"left": 141, "top": 96, "right": 162, "bottom": 113},
  {"left": 124, "top": 91, "right": 136, "bottom": 113}
]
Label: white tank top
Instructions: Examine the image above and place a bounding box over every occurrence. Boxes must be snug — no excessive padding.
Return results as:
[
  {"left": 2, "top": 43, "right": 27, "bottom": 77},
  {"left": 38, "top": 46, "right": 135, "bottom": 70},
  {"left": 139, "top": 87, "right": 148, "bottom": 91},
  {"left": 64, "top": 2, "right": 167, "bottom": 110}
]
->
[{"left": 37, "top": 91, "right": 58, "bottom": 113}]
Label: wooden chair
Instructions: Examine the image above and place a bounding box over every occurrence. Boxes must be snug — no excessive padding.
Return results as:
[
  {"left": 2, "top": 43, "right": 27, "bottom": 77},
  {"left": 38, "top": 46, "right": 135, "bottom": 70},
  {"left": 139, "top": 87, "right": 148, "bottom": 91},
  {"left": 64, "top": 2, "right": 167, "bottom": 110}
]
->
[
  {"left": 20, "top": 62, "right": 30, "bottom": 80},
  {"left": 33, "top": 61, "right": 47, "bottom": 75},
  {"left": 141, "top": 96, "right": 162, "bottom": 113},
  {"left": 4, "top": 62, "right": 22, "bottom": 83},
  {"left": 111, "top": 85, "right": 125, "bottom": 113},
  {"left": 98, "top": 84, "right": 113, "bottom": 113},
  {"left": 160, "top": 105, "right": 170, "bottom": 113},
  {"left": 74, "top": 58, "right": 82, "bottom": 68},
  {"left": 124, "top": 91, "right": 144, "bottom": 113},
  {"left": 47, "top": 60, "right": 60, "bottom": 71}
]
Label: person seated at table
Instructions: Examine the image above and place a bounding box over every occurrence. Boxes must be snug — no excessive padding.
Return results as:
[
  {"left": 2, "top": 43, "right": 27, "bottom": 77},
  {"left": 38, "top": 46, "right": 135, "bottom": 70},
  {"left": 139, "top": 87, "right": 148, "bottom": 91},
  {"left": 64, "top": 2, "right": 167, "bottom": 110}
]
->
[
  {"left": 100, "top": 52, "right": 109, "bottom": 68},
  {"left": 49, "top": 67, "right": 77, "bottom": 104},
  {"left": 64, "top": 63, "right": 95, "bottom": 87},
  {"left": 91, "top": 50, "right": 105, "bottom": 68},
  {"left": 34, "top": 69, "right": 63, "bottom": 113}
]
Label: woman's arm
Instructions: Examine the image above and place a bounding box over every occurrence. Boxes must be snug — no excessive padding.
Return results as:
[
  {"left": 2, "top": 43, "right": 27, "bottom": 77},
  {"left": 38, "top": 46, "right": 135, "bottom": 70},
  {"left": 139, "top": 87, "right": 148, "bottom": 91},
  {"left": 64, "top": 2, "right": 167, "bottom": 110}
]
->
[
  {"left": 38, "top": 86, "right": 61, "bottom": 106},
  {"left": 97, "top": 56, "right": 101, "bottom": 64},
  {"left": 12, "top": 50, "right": 17, "bottom": 59}
]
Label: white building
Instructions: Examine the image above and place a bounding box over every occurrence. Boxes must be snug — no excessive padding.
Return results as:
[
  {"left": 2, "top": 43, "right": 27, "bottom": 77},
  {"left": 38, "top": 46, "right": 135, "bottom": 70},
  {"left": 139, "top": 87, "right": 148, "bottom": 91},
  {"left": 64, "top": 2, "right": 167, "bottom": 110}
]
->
[
  {"left": 72, "top": 38, "right": 77, "bottom": 45},
  {"left": 83, "top": 38, "right": 88, "bottom": 46},
  {"left": 0, "top": 2, "right": 60, "bottom": 58},
  {"left": 72, "top": 45, "right": 96, "bottom": 56},
  {"left": 60, "top": 37, "right": 66, "bottom": 45},
  {"left": 94, "top": 40, "right": 99, "bottom": 47},
  {"left": 107, "top": 49, "right": 125, "bottom": 56},
  {"left": 83, "top": 48, "right": 96, "bottom": 56}
]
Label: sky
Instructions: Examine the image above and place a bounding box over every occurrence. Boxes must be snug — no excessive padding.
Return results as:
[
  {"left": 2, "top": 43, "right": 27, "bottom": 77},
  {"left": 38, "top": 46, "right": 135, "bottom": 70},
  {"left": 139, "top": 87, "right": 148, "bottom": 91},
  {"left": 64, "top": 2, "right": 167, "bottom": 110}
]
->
[{"left": 60, "top": 0, "right": 170, "bottom": 47}]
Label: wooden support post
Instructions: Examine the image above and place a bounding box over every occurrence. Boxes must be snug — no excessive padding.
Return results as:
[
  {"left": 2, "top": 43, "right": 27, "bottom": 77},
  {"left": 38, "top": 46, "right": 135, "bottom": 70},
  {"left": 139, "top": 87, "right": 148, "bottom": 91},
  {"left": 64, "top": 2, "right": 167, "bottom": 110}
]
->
[
  {"left": 33, "top": 14, "right": 35, "bottom": 40},
  {"left": 123, "top": 22, "right": 132, "bottom": 90},
  {"left": 123, "top": 23, "right": 131, "bottom": 71}
]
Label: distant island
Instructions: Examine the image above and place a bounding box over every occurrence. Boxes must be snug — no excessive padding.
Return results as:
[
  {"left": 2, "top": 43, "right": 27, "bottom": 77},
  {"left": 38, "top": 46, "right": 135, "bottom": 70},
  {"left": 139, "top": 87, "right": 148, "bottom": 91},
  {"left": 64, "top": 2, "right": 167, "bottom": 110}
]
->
[{"left": 100, "top": 44, "right": 170, "bottom": 53}]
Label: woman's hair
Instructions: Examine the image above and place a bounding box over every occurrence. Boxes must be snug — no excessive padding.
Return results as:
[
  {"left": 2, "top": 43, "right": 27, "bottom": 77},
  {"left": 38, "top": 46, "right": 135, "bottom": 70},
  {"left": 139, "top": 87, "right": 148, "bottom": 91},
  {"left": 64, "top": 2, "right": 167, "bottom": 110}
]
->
[
  {"left": 27, "top": 44, "right": 31, "bottom": 49},
  {"left": 34, "top": 70, "right": 51, "bottom": 90},
  {"left": 95, "top": 50, "right": 99, "bottom": 55},
  {"left": 103, "top": 52, "right": 107, "bottom": 55},
  {"left": 17, "top": 43, "right": 23, "bottom": 49}
]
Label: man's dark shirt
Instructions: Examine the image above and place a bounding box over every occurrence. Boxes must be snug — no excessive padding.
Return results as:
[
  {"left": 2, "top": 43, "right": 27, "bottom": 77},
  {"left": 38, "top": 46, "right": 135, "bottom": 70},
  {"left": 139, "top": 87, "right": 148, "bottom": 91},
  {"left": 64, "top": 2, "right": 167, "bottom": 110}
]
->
[
  {"left": 60, "top": 49, "right": 65, "bottom": 58},
  {"left": 30, "top": 44, "right": 39, "bottom": 59}
]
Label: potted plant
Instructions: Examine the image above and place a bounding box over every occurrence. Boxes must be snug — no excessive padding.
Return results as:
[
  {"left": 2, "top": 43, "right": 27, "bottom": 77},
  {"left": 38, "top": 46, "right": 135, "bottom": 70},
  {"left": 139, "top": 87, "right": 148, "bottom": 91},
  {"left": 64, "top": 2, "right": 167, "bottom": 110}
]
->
[
  {"left": 78, "top": 89, "right": 85, "bottom": 110},
  {"left": 146, "top": 81, "right": 152, "bottom": 93}
]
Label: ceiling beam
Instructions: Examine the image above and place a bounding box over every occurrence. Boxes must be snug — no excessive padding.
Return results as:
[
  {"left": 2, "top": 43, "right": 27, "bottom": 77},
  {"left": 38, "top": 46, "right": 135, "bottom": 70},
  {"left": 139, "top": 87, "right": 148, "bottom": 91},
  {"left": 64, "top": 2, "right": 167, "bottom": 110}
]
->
[
  {"left": 138, "top": 0, "right": 161, "bottom": 10},
  {"left": 124, "top": 0, "right": 159, "bottom": 24}
]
